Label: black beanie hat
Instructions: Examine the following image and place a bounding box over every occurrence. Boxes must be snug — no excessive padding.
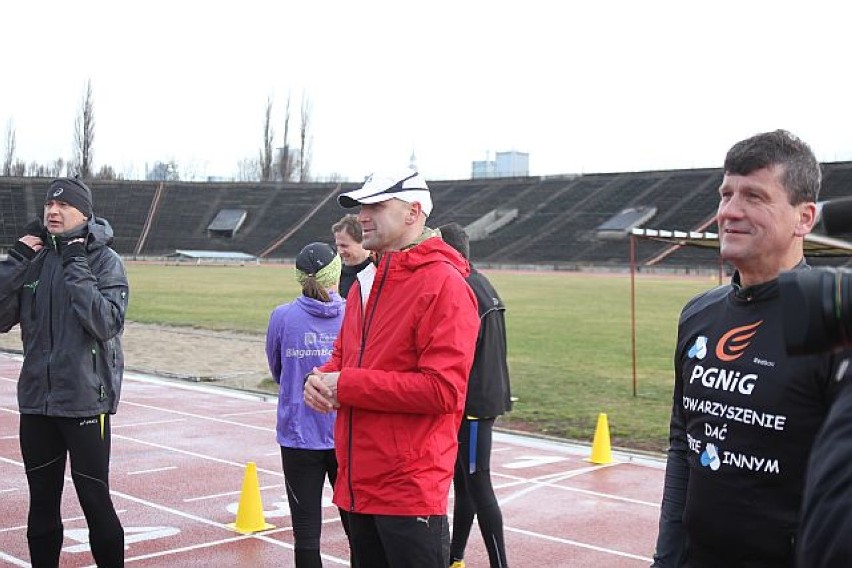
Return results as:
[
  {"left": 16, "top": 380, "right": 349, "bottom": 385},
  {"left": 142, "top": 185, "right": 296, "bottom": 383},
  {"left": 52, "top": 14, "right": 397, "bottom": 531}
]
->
[{"left": 46, "top": 178, "right": 93, "bottom": 218}]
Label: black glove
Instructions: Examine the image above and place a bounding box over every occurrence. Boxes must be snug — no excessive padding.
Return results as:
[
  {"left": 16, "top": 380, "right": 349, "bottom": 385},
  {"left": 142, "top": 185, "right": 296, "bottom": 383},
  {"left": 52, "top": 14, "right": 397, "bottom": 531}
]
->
[
  {"left": 53, "top": 235, "right": 88, "bottom": 266},
  {"left": 9, "top": 218, "right": 47, "bottom": 262},
  {"left": 22, "top": 218, "right": 47, "bottom": 241}
]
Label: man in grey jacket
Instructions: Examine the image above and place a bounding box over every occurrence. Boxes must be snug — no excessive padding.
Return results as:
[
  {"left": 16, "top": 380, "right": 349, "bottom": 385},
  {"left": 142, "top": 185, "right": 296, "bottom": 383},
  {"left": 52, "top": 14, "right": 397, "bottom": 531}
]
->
[{"left": 0, "top": 177, "right": 129, "bottom": 567}]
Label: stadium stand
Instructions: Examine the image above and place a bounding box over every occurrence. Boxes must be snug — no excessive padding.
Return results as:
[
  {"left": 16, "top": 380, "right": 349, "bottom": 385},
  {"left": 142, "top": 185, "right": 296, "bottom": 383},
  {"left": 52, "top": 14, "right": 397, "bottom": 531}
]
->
[{"left": 1, "top": 161, "right": 849, "bottom": 269}]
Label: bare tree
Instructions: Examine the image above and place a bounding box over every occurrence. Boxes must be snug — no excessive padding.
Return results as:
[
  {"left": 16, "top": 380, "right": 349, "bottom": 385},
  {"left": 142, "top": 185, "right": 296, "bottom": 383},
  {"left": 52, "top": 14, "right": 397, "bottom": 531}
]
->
[
  {"left": 277, "top": 93, "right": 294, "bottom": 182},
  {"left": 147, "top": 160, "right": 180, "bottom": 181},
  {"left": 237, "top": 157, "right": 261, "bottom": 181},
  {"left": 95, "top": 164, "right": 118, "bottom": 180},
  {"left": 73, "top": 79, "right": 95, "bottom": 179},
  {"left": 3, "top": 119, "right": 15, "bottom": 176},
  {"left": 49, "top": 158, "right": 66, "bottom": 178},
  {"left": 11, "top": 159, "right": 26, "bottom": 176},
  {"left": 299, "top": 93, "right": 312, "bottom": 182},
  {"left": 260, "top": 97, "right": 274, "bottom": 182}
]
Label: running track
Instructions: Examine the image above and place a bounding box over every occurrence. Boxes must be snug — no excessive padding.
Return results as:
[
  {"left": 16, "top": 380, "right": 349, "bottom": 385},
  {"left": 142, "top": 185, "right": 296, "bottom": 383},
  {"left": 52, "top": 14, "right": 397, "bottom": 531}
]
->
[{"left": 0, "top": 353, "right": 664, "bottom": 567}]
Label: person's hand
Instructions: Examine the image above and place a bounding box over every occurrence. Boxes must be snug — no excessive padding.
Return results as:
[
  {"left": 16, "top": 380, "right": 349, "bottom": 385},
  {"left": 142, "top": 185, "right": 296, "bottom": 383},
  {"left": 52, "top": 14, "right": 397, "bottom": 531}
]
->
[
  {"left": 304, "top": 368, "right": 340, "bottom": 413},
  {"left": 17, "top": 235, "right": 44, "bottom": 253},
  {"left": 18, "top": 219, "right": 45, "bottom": 252}
]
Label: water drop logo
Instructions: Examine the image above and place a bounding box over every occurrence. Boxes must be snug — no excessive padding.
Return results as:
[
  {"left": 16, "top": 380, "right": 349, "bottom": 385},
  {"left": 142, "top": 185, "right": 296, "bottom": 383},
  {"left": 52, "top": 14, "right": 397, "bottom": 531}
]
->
[
  {"left": 700, "top": 443, "right": 721, "bottom": 471},
  {"left": 688, "top": 336, "right": 708, "bottom": 360}
]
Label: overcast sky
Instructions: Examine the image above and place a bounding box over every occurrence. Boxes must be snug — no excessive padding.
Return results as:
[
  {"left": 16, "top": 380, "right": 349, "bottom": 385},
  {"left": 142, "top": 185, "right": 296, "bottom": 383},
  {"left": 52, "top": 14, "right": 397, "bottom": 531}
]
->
[{"left": 4, "top": 1, "right": 852, "bottom": 182}]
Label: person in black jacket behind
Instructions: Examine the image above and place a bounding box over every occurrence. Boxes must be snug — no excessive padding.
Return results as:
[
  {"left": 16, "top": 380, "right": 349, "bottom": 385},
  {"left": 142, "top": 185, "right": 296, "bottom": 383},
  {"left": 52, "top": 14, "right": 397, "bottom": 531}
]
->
[
  {"left": 798, "top": 377, "right": 852, "bottom": 566},
  {"left": 332, "top": 214, "right": 372, "bottom": 299},
  {"left": 440, "top": 222, "right": 512, "bottom": 568},
  {"left": 651, "top": 131, "right": 850, "bottom": 567},
  {"left": 0, "top": 178, "right": 129, "bottom": 567}
]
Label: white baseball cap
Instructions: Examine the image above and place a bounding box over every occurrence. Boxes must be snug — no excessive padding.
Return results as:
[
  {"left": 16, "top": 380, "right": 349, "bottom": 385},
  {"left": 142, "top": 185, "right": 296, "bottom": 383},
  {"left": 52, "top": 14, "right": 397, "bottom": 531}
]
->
[{"left": 338, "top": 168, "right": 433, "bottom": 217}]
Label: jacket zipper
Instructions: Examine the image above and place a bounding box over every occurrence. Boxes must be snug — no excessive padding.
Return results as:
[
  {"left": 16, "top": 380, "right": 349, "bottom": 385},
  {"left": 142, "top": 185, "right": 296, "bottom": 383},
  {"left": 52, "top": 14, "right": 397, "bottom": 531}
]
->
[
  {"left": 43, "top": 243, "right": 57, "bottom": 413},
  {"left": 348, "top": 252, "right": 392, "bottom": 512}
]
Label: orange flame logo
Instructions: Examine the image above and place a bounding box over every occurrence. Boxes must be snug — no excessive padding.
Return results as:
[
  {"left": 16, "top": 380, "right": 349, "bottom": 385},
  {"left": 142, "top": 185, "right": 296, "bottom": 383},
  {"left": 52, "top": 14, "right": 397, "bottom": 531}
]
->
[{"left": 715, "top": 320, "right": 763, "bottom": 361}]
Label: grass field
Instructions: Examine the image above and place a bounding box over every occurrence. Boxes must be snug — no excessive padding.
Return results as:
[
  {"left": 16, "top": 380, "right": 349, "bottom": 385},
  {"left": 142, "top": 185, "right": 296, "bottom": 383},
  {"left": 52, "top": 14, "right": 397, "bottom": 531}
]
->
[{"left": 126, "top": 263, "right": 719, "bottom": 452}]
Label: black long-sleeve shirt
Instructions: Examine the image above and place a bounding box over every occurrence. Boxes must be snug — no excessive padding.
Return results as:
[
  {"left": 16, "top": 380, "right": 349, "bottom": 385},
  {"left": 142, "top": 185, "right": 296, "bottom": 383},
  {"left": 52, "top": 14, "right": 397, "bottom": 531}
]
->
[{"left": 653, "top": 269, "right": 847, "bottom": 566}]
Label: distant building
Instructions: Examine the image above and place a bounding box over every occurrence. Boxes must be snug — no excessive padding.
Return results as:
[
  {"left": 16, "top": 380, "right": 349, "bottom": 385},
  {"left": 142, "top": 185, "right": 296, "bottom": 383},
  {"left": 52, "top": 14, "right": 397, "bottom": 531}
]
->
[{"left": 471, "top": 150, "right": 529, "bottom": 178}]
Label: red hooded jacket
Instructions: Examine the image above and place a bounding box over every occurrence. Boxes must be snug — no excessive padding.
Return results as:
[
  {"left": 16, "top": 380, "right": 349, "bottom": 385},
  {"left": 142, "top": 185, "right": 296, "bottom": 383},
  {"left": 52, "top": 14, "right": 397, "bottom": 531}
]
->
[{"left": 320, "top": 236, "right": 479, "bottom": 515}]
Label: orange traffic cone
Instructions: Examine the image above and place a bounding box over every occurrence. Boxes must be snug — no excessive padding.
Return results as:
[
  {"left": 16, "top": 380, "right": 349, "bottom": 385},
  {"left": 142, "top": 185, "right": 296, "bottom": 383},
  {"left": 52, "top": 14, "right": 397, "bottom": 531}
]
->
[
  {"left": 227, "top": 462, "right": 275, "bottom": 534},
  {"left": 587, "top": 413, "right": 614, "bottom": 464}
]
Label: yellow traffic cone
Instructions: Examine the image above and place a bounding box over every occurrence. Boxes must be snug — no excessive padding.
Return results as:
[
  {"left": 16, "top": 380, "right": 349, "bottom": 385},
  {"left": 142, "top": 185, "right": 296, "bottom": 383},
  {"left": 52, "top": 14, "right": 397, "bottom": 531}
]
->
[
  {"left": 587, "top": 413, "right": 614, "bottom": 464},
  {"left": 227, "top": 461, "right": 275, "bottom": 534}
]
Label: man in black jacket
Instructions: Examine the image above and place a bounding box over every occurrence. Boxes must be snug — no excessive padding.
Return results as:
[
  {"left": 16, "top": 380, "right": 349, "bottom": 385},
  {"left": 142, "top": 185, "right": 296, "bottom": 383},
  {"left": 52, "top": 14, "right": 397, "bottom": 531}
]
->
[
  {"left": 651, "top": 131, "right": 850, "bottom": 567},
  {"left": 0, "top": 178, "right": 129, "bottom": 567},
  {"left": 440, "top": 222, "right": 512, "bottom": 568},
  {"left": 798, "top": 379, "right": 852, "bottom": 566},
  {"left": 332, "top": 214, "right": 372, "bottom": 299}
]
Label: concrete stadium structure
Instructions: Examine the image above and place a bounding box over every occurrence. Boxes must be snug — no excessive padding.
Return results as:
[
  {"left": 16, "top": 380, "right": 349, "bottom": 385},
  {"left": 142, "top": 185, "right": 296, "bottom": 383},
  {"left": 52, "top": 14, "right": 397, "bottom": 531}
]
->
[{"left": 2, "top": 162, "right": 851, "bottom": 269}]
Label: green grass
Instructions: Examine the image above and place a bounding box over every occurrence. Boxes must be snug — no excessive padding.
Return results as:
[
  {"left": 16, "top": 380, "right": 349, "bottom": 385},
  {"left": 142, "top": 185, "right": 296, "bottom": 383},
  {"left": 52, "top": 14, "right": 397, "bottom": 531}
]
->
[{"left": 126, "top": 263, "right": 718, "bottom": 452}]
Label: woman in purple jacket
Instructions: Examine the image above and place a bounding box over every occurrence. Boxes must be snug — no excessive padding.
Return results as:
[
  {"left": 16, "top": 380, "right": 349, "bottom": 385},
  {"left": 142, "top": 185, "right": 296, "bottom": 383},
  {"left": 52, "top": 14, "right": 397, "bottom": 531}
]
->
[{"left": 266, "top": 242, "right": 347, "bottom": 568}]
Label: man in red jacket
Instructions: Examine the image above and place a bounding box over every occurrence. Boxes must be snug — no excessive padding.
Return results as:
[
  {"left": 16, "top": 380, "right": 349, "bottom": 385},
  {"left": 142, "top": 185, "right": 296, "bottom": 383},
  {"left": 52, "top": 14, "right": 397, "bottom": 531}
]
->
[{"left": 305, "top": 168, "right": 480, "bottom": 568}]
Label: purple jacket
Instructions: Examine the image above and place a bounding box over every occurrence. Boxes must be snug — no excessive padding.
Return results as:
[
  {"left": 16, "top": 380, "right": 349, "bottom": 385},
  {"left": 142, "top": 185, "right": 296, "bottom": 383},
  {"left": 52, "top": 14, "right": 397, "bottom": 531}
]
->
[{"left": 266, "top": 292, "right": 345, "bottom": 449}]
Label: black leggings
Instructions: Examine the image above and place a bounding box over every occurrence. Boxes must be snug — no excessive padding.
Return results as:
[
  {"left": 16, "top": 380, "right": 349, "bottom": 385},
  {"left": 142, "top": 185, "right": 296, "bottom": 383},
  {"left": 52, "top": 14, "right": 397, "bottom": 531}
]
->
[
  {"left": 451, "top": 417, "right": 508, "bottom": 567},
  {"left": 19, "top": 413, "right": 124, "bottom": 568},
  {"left": 280, "top": 446, "right": 352, "bottom": 568}
]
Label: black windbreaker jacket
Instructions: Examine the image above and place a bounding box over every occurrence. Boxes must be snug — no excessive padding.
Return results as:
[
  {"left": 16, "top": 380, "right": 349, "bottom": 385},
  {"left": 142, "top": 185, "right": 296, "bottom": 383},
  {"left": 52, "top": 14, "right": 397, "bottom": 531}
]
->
[
  {"left": 464, "top": 267, "right": 512, "bottom": 418},
  {"left": 0, "top": 216, "right": 128, "bottom": 417}
]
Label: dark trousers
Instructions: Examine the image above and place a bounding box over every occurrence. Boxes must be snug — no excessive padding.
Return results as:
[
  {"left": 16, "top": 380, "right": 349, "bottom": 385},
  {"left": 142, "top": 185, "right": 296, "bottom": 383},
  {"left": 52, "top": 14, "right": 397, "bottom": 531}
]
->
[
  {"left": 348, "top": 512, "right": 449, "bottom": 568},
  {"left": 685, "top": 540, "right": 794, "bottom": 568},
  {"left": 281, "top": 446, "right": 352, "bottom": 567},
  {"left": 451, "top": 417, "right": 508, "bottom": 567},
  {"left": 20, "top": 413, "right": 124, "bottom": 568}
]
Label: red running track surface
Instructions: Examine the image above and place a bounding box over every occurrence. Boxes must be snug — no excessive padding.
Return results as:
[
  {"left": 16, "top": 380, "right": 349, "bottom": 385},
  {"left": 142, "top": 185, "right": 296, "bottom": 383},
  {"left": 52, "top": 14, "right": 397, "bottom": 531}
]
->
[{"left": 0, "top": 354, "right": 664, "bottom": 567}]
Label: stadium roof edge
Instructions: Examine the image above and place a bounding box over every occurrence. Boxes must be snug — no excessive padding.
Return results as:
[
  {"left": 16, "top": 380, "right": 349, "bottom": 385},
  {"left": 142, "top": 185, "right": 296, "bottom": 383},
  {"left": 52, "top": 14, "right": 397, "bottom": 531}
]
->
[{"left": 631, "top": 228, "right": 852, "bottom": 256}]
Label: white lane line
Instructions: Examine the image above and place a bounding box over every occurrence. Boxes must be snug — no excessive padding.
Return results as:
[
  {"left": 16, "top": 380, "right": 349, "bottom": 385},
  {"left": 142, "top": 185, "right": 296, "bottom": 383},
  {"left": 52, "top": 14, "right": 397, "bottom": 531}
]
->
[
  {"left": 111, "top": 433, "right": 282, "bottom": 477},
  {"left": 114, "top": 418, "right": 187, "bottom": 429},
  {"left": 112, "top": 434, "right": 283, "bottom": 475},
  {"left": 127, "top": 466, "right": 178, "bottom": 476},
  {"left": 505, "top": 525, "right": 653, "bottom": 563},
  {"left": 220, "top": 409, "right": 273, "bottom": 417},
  {"left": 119, "top": 400, "right": 274, "bottom": 434},
  {"left": 183, "top": 484, "right": 284, "bottom": 503},
  {"left": 493, "top": 467, "right": 660, "bottom": 508},
  {"left": 0, "top": 551, "right": 28, "bottom": 567},
  {"left": 0, "top": 455, "right": 22, "bottom": 468},
  {"left": 496, "top": 465, "right": 613, "bottom": 507},
  {"left": 0, "top": 513, "right": 111, "bottom": 534},
  {"left": 124, "top": 373, "right": 277, "bottom": 403}
]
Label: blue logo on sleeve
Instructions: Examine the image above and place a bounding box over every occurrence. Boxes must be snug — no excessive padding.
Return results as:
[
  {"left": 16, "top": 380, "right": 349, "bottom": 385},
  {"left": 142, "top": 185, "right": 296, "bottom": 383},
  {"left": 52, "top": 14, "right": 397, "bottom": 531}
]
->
[{"left": 688, "top": 336, "right": 708, "bottom": 360}]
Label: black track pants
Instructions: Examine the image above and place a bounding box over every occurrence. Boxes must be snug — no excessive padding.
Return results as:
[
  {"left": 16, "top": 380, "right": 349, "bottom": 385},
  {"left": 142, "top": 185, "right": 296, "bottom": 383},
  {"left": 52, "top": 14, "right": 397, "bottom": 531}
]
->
[
  {"left": 20, "top": 413, "right": 124, "bottom": 568},
  {"left": 450, "top": 417, "right": 508, "bottom": 567},
  {"left": 348, "top": 512, "right": 449, "bottom": 568}
]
